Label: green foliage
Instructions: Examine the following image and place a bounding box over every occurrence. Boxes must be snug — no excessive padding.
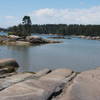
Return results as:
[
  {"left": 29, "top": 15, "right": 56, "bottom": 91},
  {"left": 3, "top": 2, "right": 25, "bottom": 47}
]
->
[
  {"left": 22, "top": 16, "right": 32, "bottom": 25},
  {"left": 30, "top": 24, "right": 100, "bottom": 36},
  {"left": 7, "top": 15, "right": 100, "bottom": 36},
  {"left": 0, "top": 28, "right": 6, "bottom": 32},
  {"left": 8, "top": 32, "right": 16, "bottom": 35},
  {"left": 8, "top": 16, "right": 32, "bottom": 37},
  {"left": 7, "top": 24, "right": 100, "bottom": 36}
]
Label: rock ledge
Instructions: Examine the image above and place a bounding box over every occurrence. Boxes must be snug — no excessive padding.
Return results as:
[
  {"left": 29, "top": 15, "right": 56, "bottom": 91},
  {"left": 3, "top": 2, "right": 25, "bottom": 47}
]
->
[{"left": 0, "top": 58, "right": 99, "bottom": 100}]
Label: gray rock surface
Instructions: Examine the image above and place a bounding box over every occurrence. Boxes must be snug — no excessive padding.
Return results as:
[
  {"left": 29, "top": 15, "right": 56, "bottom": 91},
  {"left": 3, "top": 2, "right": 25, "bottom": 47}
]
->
[
  {"left": 0, "top": 58, "right": 19, "bottom": 75},
  {"left": 34, "top": 68, "right": 51, "bottom": 77},
  {"left": 0, "top": 72, "right": 34, "bottom": 91},
  {"left": 58, "top": 69, "right": 100, "bottom": 100},
  {"left": 40, "top": 68, "right": 73, "bottom": 81},
  {"left": 0, "top": 58, "right": 19, "bottom": 68},
  {"left": 0, "top": 68, "right": 51, "bottom": 91},
  {"left": 0, "top": 68, "right": 75, "bottom": 100},
  {"left": 0, "top": 36, "right": 61, "bottom": 46}
]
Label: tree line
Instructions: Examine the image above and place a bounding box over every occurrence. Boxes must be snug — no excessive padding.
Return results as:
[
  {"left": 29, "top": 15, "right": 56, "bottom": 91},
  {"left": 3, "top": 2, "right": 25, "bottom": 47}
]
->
[
  {"left": 0, "top": 28, "right": 6, "bottom": 32},
  {"left": 4, "top": 16, "right": 100, "bottom": 36},
  {"left": 7, "top": 24, "right": 100, "bottom": 36}
]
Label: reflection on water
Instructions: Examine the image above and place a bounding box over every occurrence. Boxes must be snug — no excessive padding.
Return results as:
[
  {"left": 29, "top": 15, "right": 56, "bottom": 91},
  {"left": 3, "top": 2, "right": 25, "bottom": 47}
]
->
[
  {"left": 7, "top": 46, "right": 31, "bottom": 71},
  {"left": 0, "top": 33, "right": 100, "bottom": 72}
]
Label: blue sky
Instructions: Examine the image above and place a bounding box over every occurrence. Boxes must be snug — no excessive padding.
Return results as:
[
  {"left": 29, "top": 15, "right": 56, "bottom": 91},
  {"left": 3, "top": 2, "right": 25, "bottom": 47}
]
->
[{"left": 0, "top": 0, "right": 100, "bottom": 27}]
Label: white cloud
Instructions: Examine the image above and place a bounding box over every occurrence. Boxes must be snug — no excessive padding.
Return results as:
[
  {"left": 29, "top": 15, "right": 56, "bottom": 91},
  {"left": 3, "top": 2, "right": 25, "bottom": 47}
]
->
[
  {"left": 1, "top": 6, "right": 100, "bottom": 28},
  {"left": 29, "top": 6, "right": 100, "bottom": 25}
]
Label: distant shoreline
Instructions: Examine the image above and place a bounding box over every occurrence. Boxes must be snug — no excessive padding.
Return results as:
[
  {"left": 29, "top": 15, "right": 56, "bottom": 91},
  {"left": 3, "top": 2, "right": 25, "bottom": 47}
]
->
[
  {"left": 0, "top": 32, "right": 100, "bottom": 41},
  {"left": 0, "top": 35, "right": 61, "bottom": 46}
]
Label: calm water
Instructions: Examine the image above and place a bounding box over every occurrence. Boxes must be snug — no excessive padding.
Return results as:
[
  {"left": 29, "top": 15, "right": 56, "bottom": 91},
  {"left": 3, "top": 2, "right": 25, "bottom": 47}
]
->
[{"left": 0, "top": 32, "right": 100, "bottom": 72}]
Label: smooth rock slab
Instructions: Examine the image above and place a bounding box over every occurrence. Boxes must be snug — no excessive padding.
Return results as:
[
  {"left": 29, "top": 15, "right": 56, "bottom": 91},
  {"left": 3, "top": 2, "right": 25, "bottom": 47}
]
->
[
  {"left": 40, "top": 68, "right": 73, "bottom": 81},
  {"left": 0, "top": 68, "right": 51, "bottom": 91},
  {"left": 0, "top": 68, "right": 74, "bottom": 100},
  {"left": 0, "top": 72, "right": 34, "bottom": 91},
  {"left": 58, "top": 69, "right": 100, "bottom": 100},
  {"left": 34, "top": 68, "right": 51, "bottom": 77}
]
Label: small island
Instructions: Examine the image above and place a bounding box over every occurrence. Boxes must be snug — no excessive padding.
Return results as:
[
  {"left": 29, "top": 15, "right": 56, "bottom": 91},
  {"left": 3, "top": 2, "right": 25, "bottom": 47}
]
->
[
  {"left": 0, "top": 16, "right": 61, "bottom": 46},
  {"left": 0, "top": 35, "right": 61, "bottom": 46}
]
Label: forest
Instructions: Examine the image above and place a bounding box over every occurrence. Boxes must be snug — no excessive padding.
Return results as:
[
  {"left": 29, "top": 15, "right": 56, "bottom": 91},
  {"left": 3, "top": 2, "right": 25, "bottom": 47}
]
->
[
  {"left": 1, "top": 16, "right": 100, "bottom": 36},
  {"left": 7, "top": 24, "right": 100, "bottom": 36}
]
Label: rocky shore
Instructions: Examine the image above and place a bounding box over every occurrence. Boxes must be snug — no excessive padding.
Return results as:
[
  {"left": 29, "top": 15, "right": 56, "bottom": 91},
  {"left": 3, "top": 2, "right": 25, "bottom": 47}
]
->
[
  {"left": 0, "top": 35, "right": 61, "bottom": 46},
  {"left": 0, "top": 58, "right": 99, "bottom": 100},
  {"left": 77, "top": 35, "right": 100, "bottom": 40},
  {"left": 48, "top": 36, "right": 71, "bottom": 39}
]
